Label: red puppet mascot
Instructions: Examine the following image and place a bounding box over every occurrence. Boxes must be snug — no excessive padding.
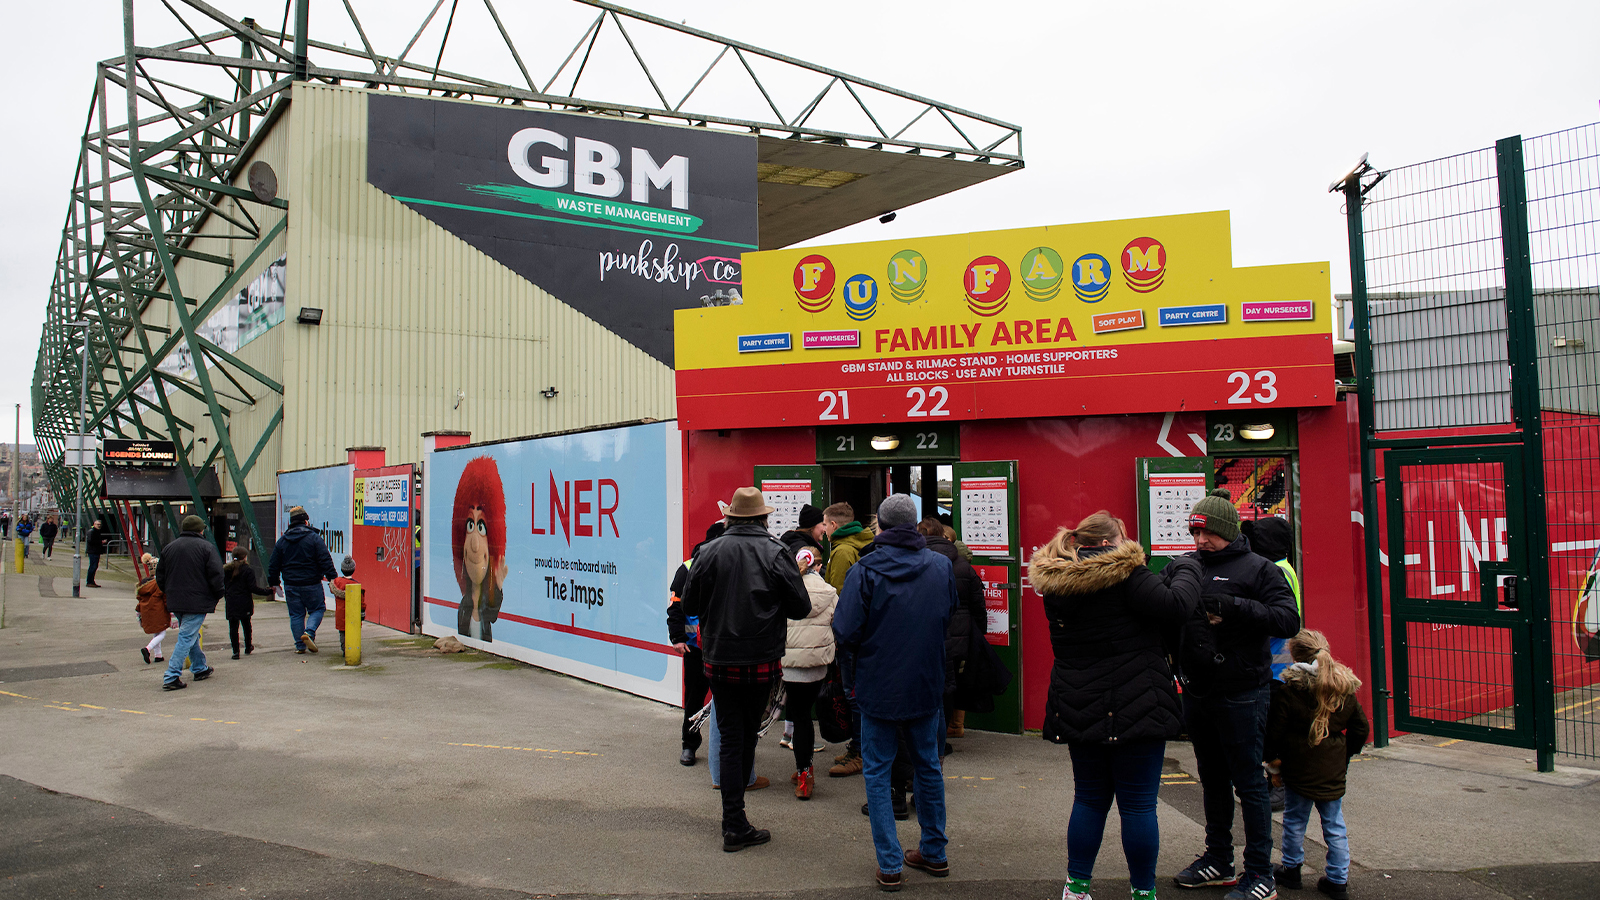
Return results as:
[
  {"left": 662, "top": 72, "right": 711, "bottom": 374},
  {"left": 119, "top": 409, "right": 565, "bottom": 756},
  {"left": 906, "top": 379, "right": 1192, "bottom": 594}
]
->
[{"left": 453, "top": 456, "right": 509, "bottom": 642}]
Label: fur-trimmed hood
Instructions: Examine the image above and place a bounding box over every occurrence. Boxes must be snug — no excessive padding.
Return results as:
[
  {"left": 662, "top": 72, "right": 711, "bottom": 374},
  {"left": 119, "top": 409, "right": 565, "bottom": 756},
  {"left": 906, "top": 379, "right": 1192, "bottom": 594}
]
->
[
  {"left": 1281, "top": 659, "right": 1363, "bottom": 696},
  {"left": 1029, "top": 541, "right": 1147, "bottom": 596}
]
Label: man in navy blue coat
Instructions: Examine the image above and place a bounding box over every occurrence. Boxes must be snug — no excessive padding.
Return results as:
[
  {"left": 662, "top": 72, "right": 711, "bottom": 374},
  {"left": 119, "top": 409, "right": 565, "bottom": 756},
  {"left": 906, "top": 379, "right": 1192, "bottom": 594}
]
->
[{"left": 834, "top": 494, "right": 957, "bottom": 890}]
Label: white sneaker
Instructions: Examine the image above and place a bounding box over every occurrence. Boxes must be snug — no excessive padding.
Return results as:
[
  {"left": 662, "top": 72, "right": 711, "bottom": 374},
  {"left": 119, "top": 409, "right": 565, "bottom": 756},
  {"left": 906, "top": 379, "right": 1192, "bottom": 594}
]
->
[{"left": 778, "top": 737, "right": 793, "bottom": 749}]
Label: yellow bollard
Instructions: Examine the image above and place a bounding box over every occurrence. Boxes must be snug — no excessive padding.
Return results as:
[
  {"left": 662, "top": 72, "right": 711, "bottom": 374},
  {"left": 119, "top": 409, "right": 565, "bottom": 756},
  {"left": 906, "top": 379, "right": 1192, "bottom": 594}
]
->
[
  {"left": 13, "top": 538, "right": 22, "bottom": 575},
  {"left": 344, "top": 583, "right": 362, "bottom": 666}
]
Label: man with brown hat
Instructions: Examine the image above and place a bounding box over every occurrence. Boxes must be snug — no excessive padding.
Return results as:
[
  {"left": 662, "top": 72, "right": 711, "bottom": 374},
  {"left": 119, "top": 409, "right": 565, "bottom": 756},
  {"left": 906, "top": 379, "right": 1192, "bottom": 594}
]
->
[
  {"left": 1173, "top": 488, "right": 1299, "bottom": 900},
  {"left": 682, "top": 487, "right": 811, "bottom": 852},
  {"left": 155, "top": 515, "right": 225, "bottom": 691},
  {"left": 268, "top": 505, "right": 339, "bottom": 654}
]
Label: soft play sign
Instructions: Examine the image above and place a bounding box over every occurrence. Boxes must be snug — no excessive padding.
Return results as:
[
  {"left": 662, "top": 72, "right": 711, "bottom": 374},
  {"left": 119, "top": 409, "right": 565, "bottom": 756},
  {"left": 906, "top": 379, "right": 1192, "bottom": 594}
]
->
[{"left": 674, "top": 211, "right": 1333, "bottom": 430}]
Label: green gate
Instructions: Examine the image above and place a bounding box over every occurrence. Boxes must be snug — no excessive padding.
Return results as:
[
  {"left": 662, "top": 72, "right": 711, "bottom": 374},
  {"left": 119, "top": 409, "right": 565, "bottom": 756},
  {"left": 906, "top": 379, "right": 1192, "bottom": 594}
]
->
[
  {"left": 1383, "top": 446, "right": 1535, "bottom": 747},
  {"left": 1337, "top": 125, "right": 1600, "bottom": 771}
]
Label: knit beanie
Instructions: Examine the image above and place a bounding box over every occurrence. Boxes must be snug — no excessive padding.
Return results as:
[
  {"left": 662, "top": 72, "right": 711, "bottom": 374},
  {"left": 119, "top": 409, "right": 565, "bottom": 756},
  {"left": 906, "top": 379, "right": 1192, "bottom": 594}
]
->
[
  {"left": 288, "top": 505, "right": 309, "bottom": 524},
  {"left": 1188, "top": 489, "right": 1240, "bottom": 542},
  {"left": 180, "top": 515, "right": 206, "bottom": 534},
  {"left": 341, "top": 555, "right": 357, "bottom": 576},
  {"left": 797, "top": 504, "right": 824, "bottom": 530},
  {"left": 878, "top": 494, "right": 918, "bottom": 529}
]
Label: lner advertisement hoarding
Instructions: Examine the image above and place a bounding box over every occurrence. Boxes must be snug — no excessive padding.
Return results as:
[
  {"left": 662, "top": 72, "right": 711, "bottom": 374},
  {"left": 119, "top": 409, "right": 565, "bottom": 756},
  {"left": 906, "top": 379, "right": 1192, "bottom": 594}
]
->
[
  {"left": 674, "top": 211, "right": 1333, "bottom": 430},
  {"left": 277, "top": 465, "right": 354, "bottom": 607},
  {"left": 421, "top": 422, "right": 684, "bottom": 705},
  {"left": 367, "top": 95, "right": 758, "bottom": 368}
]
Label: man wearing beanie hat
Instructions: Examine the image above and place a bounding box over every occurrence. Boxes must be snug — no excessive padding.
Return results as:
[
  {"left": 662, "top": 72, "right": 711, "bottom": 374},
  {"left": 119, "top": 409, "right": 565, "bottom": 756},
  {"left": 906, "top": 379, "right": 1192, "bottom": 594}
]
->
[
  {"left": 155, "top": 515, "right": 225, "bottom": 690},
  {"left": 1173, "top": 489, "right": 1300, "bottom": 898},
  {"left": 833, "top": 494, "right": 956, "bottom": 889},
  {"left": 268, "top": 505, "right": 339, "bottom": 654}
]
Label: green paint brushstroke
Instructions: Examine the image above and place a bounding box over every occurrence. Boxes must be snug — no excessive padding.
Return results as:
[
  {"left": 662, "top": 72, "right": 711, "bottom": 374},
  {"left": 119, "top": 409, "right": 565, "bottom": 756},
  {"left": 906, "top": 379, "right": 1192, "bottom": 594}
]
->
[{"left": 465, "top": 183, "right": 705, "bottom": 234}]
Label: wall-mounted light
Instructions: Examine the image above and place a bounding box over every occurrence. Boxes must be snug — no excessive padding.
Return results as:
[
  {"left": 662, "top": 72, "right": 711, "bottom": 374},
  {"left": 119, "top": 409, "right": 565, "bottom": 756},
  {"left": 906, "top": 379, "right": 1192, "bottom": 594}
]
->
[
  {"left": 296, "top": 307, "right": 323, "bottom": 325},
  {"left": 540, "top": 386, "right": 559, "bottom": 399},
  {"left": 1240, "top": 423, "right": 1275, "bottom": 441},
  {"left": 871, "top": 435, "right": 899, "bottom": 451}
]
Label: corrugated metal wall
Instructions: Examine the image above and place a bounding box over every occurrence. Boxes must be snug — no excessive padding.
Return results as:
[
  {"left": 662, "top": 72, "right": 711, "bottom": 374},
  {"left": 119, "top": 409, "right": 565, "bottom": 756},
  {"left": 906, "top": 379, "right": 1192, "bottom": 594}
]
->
[
  {"left": 137, "top": 118, "right": 290, "bottom": 501},
  {"left": 281, "top": 83, "right": 676, "bottom": 473},
  {"left": 1370, "top": 288, "right": 1513, "bottom": 431}
]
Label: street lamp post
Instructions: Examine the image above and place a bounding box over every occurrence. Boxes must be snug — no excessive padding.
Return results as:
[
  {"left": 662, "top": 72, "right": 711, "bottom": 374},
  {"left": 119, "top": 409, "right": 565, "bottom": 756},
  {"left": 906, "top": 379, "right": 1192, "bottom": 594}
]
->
[{"left": 70, "top": 321, "right": 90, "bottom": 598}]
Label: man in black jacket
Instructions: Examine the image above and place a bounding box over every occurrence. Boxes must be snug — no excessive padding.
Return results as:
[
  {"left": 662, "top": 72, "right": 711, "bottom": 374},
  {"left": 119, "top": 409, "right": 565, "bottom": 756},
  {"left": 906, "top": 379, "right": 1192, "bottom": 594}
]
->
[
  {"left": 85, "top": 519, "right": 106, "bottom": 587},
  {"left": 156, "top": 515, "right": 225, "bottom": 691},
  {"left": 682, "top": 487, "right": 810, "bottom": 852},
  {"left": 268, "top": 506, "right": 338, "bottom": 654},
  {"left": 1174, "top": 490, "right": 1300, "bottom": 900}
]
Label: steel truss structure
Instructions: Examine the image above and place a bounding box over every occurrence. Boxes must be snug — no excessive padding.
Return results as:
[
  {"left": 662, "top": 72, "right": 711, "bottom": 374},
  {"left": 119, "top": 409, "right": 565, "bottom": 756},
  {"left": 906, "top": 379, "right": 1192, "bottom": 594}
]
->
[{"left": 33, "top": 0, "right": 1024, "bottom": 552}]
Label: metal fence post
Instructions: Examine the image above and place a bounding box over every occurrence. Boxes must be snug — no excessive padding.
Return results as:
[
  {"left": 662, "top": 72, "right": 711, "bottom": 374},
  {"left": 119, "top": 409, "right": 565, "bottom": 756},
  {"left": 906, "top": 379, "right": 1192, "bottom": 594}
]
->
[
  {"left": 1495, "top": 135, "right": 1557, "bottom": 772},
  {"left": 1338, "top": 165, "right": 1391, "bottom": 747}
]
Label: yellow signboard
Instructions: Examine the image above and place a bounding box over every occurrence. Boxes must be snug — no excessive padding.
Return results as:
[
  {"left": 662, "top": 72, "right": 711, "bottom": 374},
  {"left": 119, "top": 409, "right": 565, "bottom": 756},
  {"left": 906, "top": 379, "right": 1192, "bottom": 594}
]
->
[{"left": 675, "top": 210, "right": 1332, "bottom": 430}]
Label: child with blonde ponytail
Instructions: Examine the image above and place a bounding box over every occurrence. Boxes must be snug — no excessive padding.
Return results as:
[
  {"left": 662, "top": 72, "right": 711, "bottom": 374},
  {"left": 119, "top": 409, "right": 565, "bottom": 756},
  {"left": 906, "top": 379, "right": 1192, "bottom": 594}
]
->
[{"left": 1265, "top": 630, "right": 1370, "bottom": 900}]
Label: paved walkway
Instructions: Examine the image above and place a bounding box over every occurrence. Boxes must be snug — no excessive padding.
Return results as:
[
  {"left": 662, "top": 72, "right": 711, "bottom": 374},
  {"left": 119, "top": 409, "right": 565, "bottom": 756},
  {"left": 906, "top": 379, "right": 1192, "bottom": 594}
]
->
[{"left": 1, "top": 572, "right": 1597, "bottom": 898}]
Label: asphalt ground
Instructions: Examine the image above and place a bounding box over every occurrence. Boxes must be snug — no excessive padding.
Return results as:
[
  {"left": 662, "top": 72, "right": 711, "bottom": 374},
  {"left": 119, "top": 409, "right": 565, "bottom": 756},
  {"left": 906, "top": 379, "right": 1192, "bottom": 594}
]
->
[{"left": 2, "top": 571, "right": 1598, "bottom": 899}]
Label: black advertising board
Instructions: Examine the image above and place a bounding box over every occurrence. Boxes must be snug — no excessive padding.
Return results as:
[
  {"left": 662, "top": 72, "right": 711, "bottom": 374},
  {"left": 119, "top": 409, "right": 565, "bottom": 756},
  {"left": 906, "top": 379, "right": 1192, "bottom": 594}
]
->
[
  {"left": 367, "top": 95, "right": 759, "bottom": 367},
  {"left": 101, "top": 439, "right": 179, "bottom": 468}
]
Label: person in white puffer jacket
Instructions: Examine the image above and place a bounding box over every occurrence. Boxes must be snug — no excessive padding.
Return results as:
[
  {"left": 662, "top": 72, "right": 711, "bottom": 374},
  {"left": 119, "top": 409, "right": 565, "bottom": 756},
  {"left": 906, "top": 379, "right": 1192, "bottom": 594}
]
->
[{"left": 783, "top": 546, "right": 837, "bottom": 800}]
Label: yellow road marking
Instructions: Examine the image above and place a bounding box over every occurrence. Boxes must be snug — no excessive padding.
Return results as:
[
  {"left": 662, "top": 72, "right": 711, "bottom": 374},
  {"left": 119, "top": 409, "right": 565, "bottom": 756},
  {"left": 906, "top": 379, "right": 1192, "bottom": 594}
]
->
[
  {"left": 78, "top": 704, "right": 106, "bottom": 710},
  {"left": 121, "top": 709, "right": 146, "bottom": 714},
  {"left": 1556, "top": 694, "right": 1600, "bottom": 715},
  {"left": 445, "top": 742, "right": 601, "bottom": 757},
  {"left": 1435, "top": 739, "right": 1463, "bottom": 747},
  {"left": 0, "top": 690, "right": 38, "bottom": 699}
]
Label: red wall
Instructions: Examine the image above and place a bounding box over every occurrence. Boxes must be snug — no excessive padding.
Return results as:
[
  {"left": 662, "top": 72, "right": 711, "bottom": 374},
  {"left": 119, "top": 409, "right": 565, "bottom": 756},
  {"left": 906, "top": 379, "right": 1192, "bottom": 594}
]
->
[{"left": 683, "top": 427, "right": 817, "bottom": 558}]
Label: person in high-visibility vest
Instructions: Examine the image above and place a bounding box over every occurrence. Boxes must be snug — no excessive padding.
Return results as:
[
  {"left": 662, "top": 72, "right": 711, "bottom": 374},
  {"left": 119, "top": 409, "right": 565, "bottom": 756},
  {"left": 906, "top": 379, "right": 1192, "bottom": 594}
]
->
[{"left": 1243, "top": 517, "right": 1303, "bottom": 681}]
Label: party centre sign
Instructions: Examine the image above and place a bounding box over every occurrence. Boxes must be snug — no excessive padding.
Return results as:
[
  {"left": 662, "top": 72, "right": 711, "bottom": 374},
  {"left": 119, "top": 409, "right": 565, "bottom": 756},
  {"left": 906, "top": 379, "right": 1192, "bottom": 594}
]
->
[{"left": 674, "top": 211, "right": 1333, "bottom": 429}]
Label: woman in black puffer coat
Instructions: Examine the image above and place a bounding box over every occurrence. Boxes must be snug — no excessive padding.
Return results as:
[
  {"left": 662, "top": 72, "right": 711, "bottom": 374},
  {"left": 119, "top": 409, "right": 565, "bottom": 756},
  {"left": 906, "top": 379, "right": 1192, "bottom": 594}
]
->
[{"left": 1028, "top": 511, "right": 1201, "bottom": 900}]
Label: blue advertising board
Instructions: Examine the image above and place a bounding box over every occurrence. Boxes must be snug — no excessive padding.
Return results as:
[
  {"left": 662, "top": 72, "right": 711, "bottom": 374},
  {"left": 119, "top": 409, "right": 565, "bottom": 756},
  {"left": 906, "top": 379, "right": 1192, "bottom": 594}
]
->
[
  {"left": 276, "top": 464, "right": 353, "bottom": 607},
  {"left": 421, "top": 422, "right": 683, "bottom": 704}
]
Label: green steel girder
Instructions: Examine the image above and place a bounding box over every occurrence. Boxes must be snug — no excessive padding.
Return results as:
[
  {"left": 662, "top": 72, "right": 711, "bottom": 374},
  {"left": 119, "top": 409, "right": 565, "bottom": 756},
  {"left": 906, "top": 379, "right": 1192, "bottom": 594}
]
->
[{"left": 34, "top": 0, "right": 1025, "bottom": 556}]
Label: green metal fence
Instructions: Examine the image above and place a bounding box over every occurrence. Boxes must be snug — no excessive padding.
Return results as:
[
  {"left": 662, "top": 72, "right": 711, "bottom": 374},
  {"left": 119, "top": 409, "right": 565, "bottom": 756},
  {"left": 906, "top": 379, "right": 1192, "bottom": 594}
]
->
[
  {"left": 1523, "top": 125, "right": 1600, "bottom": 760},
  {"left": 1338, "top": 123, "right": 1600, "bottom": 770}
]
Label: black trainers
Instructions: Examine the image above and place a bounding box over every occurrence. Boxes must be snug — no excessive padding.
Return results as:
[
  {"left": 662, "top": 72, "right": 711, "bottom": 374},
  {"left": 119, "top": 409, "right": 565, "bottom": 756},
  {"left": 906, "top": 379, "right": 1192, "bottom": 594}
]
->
[
  {"left": 1315, "top": 877, "right": 1349, "bottom": 900},
  {"left": 1176, "top": 854, "right": 1239, "bottom": 888},
  {"left": 162, "top": 679, "right": 186, "bottom": 691},
  {"left": 193, "top": 668, "right": 214, "bottom": 681},
  {"left": 1274, "top": 863, "right": 1302, "bottom": 890},
  {"left": 721, "top": 826, "right": 770, "bottom": 852},
  {"left": 1224, "top": 873, "right": 1278, "bottom": 900}
]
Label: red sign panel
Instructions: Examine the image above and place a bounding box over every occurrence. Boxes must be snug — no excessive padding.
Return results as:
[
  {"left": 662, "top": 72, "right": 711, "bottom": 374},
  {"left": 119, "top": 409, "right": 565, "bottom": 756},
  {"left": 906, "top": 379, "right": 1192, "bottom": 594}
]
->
[
  {"left": 677, "top": 333, "right": 1331, "bottom": 431},
  {"left": 974, "top": 564, "right": 1011, "bottom": 647},
  {"left": 353, "top": 463, "right": 415, "bottom": 633}
]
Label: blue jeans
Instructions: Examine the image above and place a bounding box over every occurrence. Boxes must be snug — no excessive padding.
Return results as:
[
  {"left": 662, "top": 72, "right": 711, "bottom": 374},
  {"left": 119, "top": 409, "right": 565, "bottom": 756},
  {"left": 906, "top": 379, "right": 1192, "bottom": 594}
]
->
[
  {"left": 87, "top": 553, "right": 101, "bottom": 584},
  {"left": 1185, "top": 684, "right": 1273, "bottom": 877},
  {"left": 284, "top": 583, "right": 326, "bottom": 650},
  {"left": 1066, "top": 739, "right": 1166, "bottom": 891},
  {"left": 164, "top": 613, "right": 210, "bottom": 683},
  {"left": 1280, "top": 789, "right": 1349, "bottom": 883},
  {"left": 861, "top": 711, "right": 947, "bottom": 873}
]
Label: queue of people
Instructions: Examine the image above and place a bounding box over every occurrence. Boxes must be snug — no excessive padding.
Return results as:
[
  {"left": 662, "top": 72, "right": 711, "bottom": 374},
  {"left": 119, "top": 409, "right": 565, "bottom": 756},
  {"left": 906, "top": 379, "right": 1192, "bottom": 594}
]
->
[{"left": 671, "top": 485, "right": 1367, "bottom": 900}]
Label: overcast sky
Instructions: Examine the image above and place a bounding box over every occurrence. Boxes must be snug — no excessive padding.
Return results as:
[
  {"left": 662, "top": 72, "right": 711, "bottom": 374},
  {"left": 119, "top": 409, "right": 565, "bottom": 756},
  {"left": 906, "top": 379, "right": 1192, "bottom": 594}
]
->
[{"left": 3, "top": 0, "right": 1596, "bottom": 444}]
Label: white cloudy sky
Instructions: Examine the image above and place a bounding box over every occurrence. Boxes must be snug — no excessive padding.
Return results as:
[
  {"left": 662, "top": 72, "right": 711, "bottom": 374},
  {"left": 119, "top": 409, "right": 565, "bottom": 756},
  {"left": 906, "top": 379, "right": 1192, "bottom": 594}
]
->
[{"left": 2, "top": 0, "right": 1596, "bottom": 443}]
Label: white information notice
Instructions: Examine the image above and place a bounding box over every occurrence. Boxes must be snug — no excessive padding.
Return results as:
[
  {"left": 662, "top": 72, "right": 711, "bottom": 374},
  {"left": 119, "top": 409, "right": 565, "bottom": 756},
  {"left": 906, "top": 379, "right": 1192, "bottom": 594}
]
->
[
  {"left": 1148, "top": 472, "right": 1208, "bottom": 555},
  {"left": 959, "top": 477, "right": 1010, "bottom": 555},
  {"left": 762, "top": 480, "right": 813, "bottom": 537}
]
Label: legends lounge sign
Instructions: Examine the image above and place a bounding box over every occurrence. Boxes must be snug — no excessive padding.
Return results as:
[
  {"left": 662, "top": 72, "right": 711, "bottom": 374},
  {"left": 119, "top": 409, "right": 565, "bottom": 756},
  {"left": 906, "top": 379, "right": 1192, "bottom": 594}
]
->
[{"left": 102, "top": 439, "right": 178, "bottom": 468}]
